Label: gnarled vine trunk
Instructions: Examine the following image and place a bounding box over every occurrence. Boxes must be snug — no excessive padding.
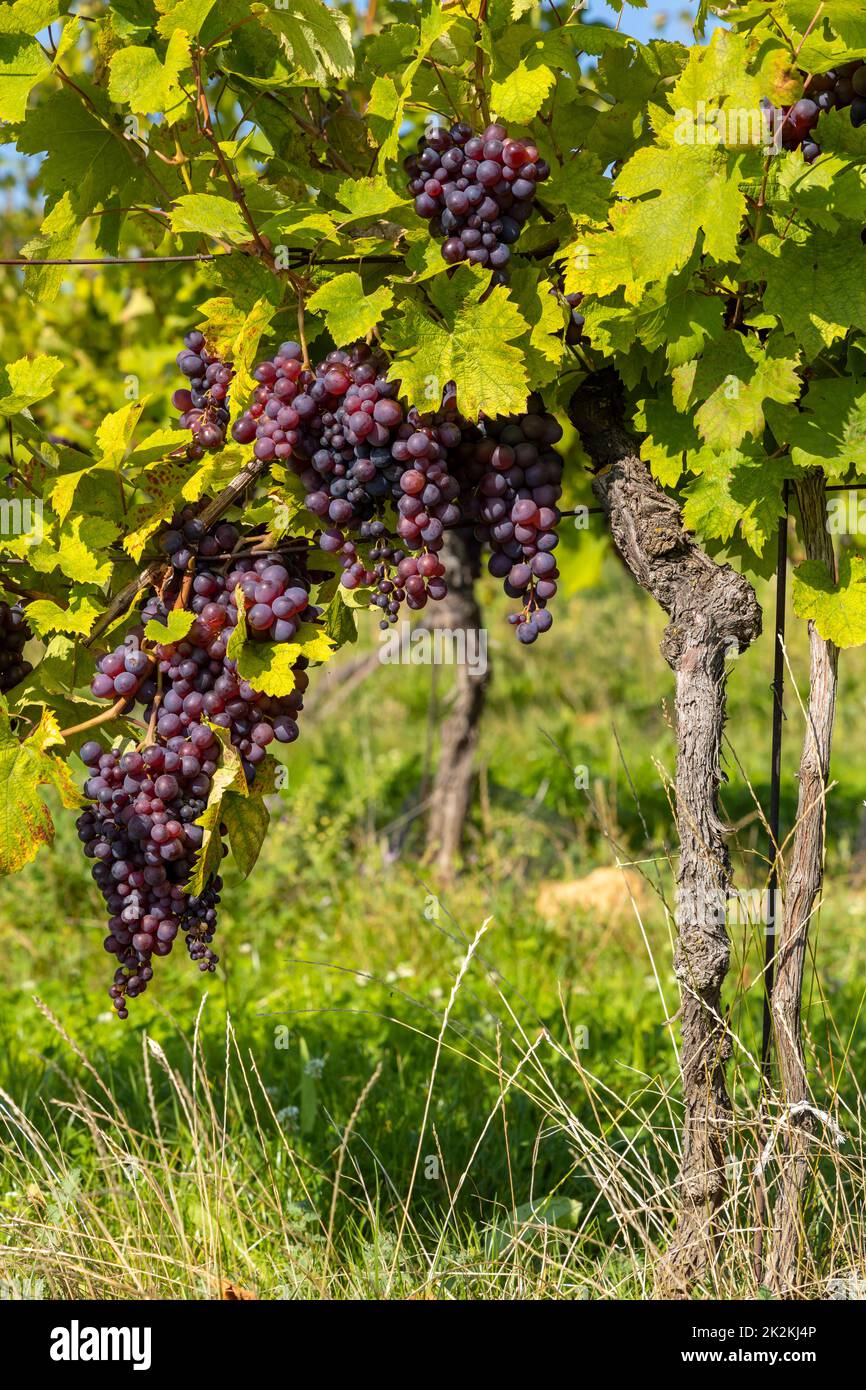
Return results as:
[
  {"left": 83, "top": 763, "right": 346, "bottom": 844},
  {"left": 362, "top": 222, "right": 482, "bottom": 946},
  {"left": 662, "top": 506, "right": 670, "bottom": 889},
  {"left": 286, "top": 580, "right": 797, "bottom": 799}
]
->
[
  {"left": 570, "top": 375, "right": 762, "bottom": 1293},
  {"left": 424, "top": 527, "right": 490, "bottom": 880},
  {"left": 765, "top": 470, "right": 838, "bottom": 1294}
]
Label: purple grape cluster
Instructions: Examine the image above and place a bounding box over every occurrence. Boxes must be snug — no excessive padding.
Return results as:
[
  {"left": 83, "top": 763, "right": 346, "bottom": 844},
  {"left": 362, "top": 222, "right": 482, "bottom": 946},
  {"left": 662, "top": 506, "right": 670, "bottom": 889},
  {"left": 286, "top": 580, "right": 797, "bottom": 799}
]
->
[
  {"left": 229, "top": 340, "right": 305, "bottom": 459},
  {"left": 83, "top": 528, "right": 324, "bottom": 1016},
  {"left": 159, "top": 506, "right": 240, "bottom": 573},
  {"left": 230, "top": 343, "right": 462, "bottom": 624},
  {"left": 76, "top": 739, "right": 221, "bottom": 1018},
  {"left": 455, "top": 406, "right": 564, "bottom": 643},
  {"left": 0, "top": 602, "right": 33, "bottom": 693},
  {"left": 173, "top": 329, "right": 233, "bottom": 456},
  {"left": 405, "top": 121, "right": 550, "bottom": 268},
  {"left": 91, "top": 546, "right": 316, "bottom": 781},
  {"left": 769, "top": 62, "right": 866, "bottom": 163}
]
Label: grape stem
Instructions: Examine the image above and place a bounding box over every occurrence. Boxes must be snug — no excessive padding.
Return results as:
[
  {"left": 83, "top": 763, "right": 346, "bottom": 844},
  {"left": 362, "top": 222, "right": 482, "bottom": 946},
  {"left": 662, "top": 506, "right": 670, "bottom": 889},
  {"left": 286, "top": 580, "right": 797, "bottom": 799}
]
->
[
  {"left": 59, "top": 692, "right": 141, "bottom": 739},
  {"left": 475, "top": 0, "right": 491, "bottom": 126}
]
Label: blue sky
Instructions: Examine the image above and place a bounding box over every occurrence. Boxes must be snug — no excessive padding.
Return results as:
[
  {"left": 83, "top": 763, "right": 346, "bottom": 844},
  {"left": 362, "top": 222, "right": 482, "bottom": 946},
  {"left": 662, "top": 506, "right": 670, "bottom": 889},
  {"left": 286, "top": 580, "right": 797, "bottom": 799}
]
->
[{"left": 584, "top": 2, "right": 716, "bottom": 45}]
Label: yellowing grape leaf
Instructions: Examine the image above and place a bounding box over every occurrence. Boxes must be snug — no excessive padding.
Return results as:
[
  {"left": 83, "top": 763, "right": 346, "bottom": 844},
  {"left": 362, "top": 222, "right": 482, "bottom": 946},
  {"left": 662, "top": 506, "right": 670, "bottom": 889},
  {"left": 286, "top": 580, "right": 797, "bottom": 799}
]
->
[
  {"left": 144, "top": 609, "right": 195, "bottom": 645},
  {"left": 385, "top": 277, "right": 530, "bottom": 419},
  {"left": 672, "top": 334, "right": 801, "bottom": 451},
  {"left": 0, "top": 704, "right": 85, "bottom": 876},
  {"left": 792, "top": 550, "right": 866, "bottom": 649},
  {"left": 0, "top": 353, "right": 63, "bottom": 416},
  {"left": 307, "top": 273, "right": 394, "bottom": 343}
]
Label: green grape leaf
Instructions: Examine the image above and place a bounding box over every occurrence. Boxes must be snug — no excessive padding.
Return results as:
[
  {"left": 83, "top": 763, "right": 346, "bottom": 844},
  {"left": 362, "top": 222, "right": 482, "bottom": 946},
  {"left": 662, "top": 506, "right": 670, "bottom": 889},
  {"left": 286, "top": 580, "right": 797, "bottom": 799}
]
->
[
  {"left": 107, "top": 28, "right": 190, "bottom": 117},
  {"left": 322, "top": 589, "right": 359, "bottom": 648},
  {"left": 171, "top": 194, "right": 250, "bottom": 244},
  {"left": 20, "top": 191, "right": 81, "bottom": 303},
  {"left": 334, "top": 174, "right": 408, "bottom": 222},
  {"left": 186, "top": 725, "right": 250, "bottom": 896},
  {"left": 747, "top": 228, "right": 866, "bottom": 361},
  {"left": 384, "top": 270, "right": 530, "bottom": 419},
  {"left": 766, "top": 379, "right": 866, "bottom": 477},
  {"left": 156, "top": 0, "right": 216, "bottom": 39},
  {"left": 222, "top": 789, "right": 269, "bottom": 879},
  {"left": 681, "top": 448, "right": 792, "bottom": 556},
  {"left": 491, "top": 61, "right": 556, "bottom": 123},
  {"left": 792, "top": 550, "right": 866, "bottom": 649},
  {"left": 786, "top": 0, "right": 866, "bottom": 70},
  {"left": 307, "top": 272, "right": 394, "bottom": 343},
  {"left": 30, "top": 515, "right": 119, "bottom": 587},
  {"left": 0, "top": 30, "right": 45, "bottom": 121},
  {"left": 144, "top": 609, "right": 195, "bottom": 645},
  {"left": 24, "top": 591, "right": 104, "bottom": 638},
  {"left": 570, "top": 144, "right": 748, "bottom": 301},
  {"left": 96, "top": 399, "right": 148, "bottom": 469},
  {"left": 253, "top": 0, "right": 354, "bottom": 84},
  {"left": 16, "top": 87, "right": 139, "bottom": 206},
  {"left": 635, "top": 387, "right": 702, "bottom": 488},
  {"left": 672, "top": 334, "right": 801, "bottom": 451},
  {"left": 0, "top": 354, "right": 63, "bottom": 416}
]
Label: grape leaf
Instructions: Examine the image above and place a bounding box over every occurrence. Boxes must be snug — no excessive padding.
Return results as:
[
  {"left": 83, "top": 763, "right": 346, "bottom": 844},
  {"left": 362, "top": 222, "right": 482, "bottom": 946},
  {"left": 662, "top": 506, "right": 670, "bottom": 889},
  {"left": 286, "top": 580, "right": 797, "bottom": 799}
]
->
[
  {"left": 186, "top": 725, "right": 250, "bottom": 896},
  {"left": 766, "top": 379, "right": 866, "bottom": 477},
  {"left": 792, "top": 550, "right": 866, "bottom": 649},
  {"left": 222, "top": 790, "right": 269, "bottom": 878},
  {"left": 335, "top": 174, "right": 407, "bottom": 222},
  {"left": 0, "top": 704, "right": 85, "bottom": 877},
  {"left": 786, "top": 0, "right": 866, "bottom": 70},
  {"left": 25, "top": 592, "right": 104, "bottom": 638},
  {"left": 572, "top": 145, "right": 748, "bottom": 301},
  {"left": 96, "top": 399, "right": 148, "bottom": 469},
  {"left": 156, "top": 0, "right": 216, "bottom": 39},
  {"left": 0, "top": 354, "right": 63, "bottom": 416},
  {"left": 108, "top": 29, "right": 190, "bottom": 117},
  {"left": 20, "top": 191, "right": 81, "bottom": 302},
  {"left": 747, "top": 228, "right": 866, "bottom": 361},
  {"left": 144, "top": 609, "right": 195, "bottom": 645},
  {"left": 635, "top": 387, "right": 702, "bottom": 487},
  {"left": 30, "top": 516, "right": 119, "bottom": 586},
  {"left": 171, "top": 194, "right": 250, "bottom": 244},
  {"left": 672, "top": 334, "right": 801, "bottom": 451},
  {"left": 16, "top": 87, "right": 140, "bottom": 207},
  {"left": 253, "top": 0, "right": 354, "bottom": 84},
  {"left": 681, "top": 448, "right": 792, "bottom": 556},
  {"left": 385, "top": 273, "right": 531, "bottom": 419},
  {"left": 322, "top": 590, "right": 358, "bottom": 648},
  {"left": 0, "top": 31, "right": 45, "bottom": 121},
  {"left": 307, "top": 272, "right": 394, "bottom": 343},
  {"left": 491, "top": 61, "right": 556, "bottom": 124}
]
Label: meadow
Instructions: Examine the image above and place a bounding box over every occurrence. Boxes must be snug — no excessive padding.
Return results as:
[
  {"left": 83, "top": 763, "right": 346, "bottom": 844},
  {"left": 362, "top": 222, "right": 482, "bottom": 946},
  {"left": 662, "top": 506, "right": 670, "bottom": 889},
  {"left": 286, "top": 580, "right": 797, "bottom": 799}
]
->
[{"left": 2, "top": 551, "right": 866, "bottom": 1300}]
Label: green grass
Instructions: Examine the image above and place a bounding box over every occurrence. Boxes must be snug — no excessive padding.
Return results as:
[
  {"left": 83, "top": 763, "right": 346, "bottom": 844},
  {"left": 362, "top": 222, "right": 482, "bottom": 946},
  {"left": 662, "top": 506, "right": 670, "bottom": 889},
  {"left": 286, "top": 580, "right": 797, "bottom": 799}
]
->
[{"left": 2, "top": 557, "right": 866, "bottom": 1299}]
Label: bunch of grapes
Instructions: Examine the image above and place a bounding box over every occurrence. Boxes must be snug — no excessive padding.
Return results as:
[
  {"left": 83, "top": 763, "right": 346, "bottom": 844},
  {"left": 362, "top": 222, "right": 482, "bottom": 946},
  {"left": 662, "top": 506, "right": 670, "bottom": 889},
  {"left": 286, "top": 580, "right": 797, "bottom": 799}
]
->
[
  {"left": 229, "top": 340, "right": 305, "bottom": 458},
  {"left": 173, "top": 329, "right": 233, "bottom": 456},
  {"left": 405, "top": 120, "right": 550, "bottom": 268},
  {"left": 76, "top": 739, "right": 221, "bottom": 1018},
  {"left": 0, "top": 602, "right": 33, "bottom": 694},
  {"left": 91, "top": 534, "right": 317, "bottom": 776},
  {"left": 231, "top": 342, "right": 462, "bottom": 622},
  {"left": 454, "top": 405, "right": 564, "bottom": 643},
  {"left": 159, "top": 506, "right": 241, "bottom": 572},
  {"left": 771, "top": 62, "right": 866, "bottom": 163}
]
